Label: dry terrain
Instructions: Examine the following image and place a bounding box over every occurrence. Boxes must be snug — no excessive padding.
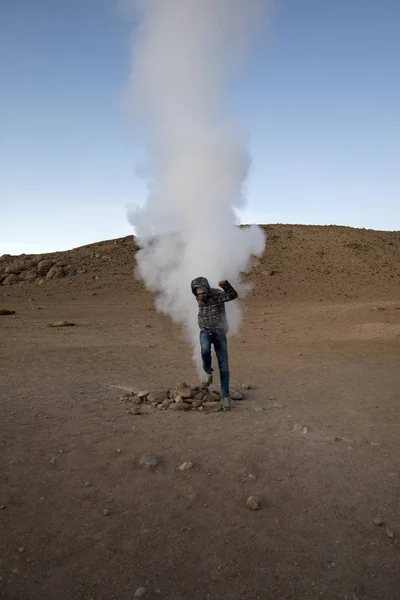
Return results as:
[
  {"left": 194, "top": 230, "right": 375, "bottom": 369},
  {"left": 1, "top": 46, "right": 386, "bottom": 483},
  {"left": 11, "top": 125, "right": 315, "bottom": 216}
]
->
[{"left": 1, "top": 224, "right": 400, "bottom": 600}]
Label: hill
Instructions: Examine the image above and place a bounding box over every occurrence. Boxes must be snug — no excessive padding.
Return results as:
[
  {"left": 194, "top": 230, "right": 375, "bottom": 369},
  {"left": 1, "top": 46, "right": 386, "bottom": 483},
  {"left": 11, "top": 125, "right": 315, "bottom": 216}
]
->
[{"left": 1, "top": 224, "right": 399, "bottom": 301}]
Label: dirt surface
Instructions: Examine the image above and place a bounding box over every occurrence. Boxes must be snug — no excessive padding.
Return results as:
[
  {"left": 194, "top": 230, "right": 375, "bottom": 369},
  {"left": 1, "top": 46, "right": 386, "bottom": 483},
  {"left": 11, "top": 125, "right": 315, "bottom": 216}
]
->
[{"left": 1, "top": 225, "right": 400, "bottom": 600}]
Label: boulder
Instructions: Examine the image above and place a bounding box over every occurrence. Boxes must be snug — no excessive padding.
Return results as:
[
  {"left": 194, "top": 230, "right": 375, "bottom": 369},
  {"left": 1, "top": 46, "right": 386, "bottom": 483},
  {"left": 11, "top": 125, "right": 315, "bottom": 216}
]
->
[
  {"left": 20, "top": 269, "right": 38, "bottom": 282},
  {"left": 46, "top": 265, "right": 65, "bottom": 280},
  {"left": 37, "top": 259, "right": 55, "bottom": 276},
  {"left": 2, "top": 274, "right": 19, "bottom": 286},
  {"left": 5, "top": 261, "right": 25, "bottom": 275}
]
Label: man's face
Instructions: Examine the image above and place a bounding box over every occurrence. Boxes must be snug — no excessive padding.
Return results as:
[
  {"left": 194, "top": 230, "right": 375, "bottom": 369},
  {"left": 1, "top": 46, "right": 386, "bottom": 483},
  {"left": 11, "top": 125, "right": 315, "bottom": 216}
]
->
[{"left": 196, "top": 287, "right": 207, "bottom": 301}]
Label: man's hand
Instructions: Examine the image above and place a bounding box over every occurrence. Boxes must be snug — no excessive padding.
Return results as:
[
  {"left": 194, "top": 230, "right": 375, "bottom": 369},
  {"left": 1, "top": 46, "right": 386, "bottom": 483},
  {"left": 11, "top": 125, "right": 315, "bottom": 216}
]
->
[{"left": 218, "top": 280, "right": 227, "bottom": 287}]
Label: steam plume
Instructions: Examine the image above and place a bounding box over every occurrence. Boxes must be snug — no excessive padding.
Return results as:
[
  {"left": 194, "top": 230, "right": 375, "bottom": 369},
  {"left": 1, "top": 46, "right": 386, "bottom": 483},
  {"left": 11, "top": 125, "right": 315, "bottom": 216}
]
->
[{"left": 126, "top": 0, "right": 268, "bottom": 370}]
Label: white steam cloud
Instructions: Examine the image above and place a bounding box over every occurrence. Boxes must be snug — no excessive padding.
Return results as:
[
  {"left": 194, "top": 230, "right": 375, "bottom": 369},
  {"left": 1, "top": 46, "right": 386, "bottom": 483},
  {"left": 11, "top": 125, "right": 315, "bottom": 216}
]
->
[{"left": 125, "top": 0, "right": 268, "bottom": 371}]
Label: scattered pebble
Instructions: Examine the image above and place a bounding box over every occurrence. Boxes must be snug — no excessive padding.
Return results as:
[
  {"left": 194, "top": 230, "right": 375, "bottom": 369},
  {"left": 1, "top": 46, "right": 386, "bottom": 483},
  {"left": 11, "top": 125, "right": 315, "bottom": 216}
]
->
[
  {"left": 17, "top": 547, "right": 25, "bottom": 554},
  {"left": 373, "top": 516, "right": 384, "bottom": 526},
  {"left": 50, "top": 457, "right": 56, "bottom": 465},
  {"left": 84, "top": 481, "right": 91, "bottom": 487},
  {"left": 386, "top": 527, "right": 395, "bottom": 539},
  {"left": 102, "top": 509, "right": 110, "bottom": 516},
  {"left": 116, "top": 448, "right": 121, "bottom": 454},
  {"left": 133, "top": 588, "right": 147, "bottom": 597},
  {"left": 0, "top": 505, "right": 6, "bottom": 510},
  {"left": 230, "top": 388, "right": 244, "bottom": 400},
  {"left": 139, "top": 455, "right": 161, "bottom": 469},
  {"left": 246, "top": 496, "right": 260, "bottom": 510},
  {"left": 179, "top": 461, "right": 194, "bottom": 471},
  {"left": 48, "top": 320, "right": 76, "bottom": 328}
]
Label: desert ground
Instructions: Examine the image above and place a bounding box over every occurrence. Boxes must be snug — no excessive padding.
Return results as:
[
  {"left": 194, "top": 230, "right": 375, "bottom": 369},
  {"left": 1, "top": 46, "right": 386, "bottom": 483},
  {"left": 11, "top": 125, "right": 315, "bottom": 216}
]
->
[{"left": 1, "top": 224, "right": 400, "bottom": 600}]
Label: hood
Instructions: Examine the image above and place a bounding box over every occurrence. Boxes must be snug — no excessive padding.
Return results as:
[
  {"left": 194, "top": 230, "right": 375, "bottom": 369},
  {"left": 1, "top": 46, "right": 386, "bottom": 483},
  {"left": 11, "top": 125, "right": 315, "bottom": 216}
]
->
[{"left": 191, "top": 277, "right": 211, "bottom": 295}]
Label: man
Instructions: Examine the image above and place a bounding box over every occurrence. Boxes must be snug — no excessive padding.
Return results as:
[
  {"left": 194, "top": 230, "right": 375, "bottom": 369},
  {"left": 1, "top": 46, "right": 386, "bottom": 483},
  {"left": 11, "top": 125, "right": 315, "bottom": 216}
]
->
[{"left": 191, "top": 276, "right": 238, "bottom": 411}]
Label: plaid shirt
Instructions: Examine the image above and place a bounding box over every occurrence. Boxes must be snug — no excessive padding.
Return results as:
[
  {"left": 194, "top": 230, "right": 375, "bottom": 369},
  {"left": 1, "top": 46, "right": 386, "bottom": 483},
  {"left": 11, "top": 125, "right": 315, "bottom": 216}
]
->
[{"left": 193, "top": 279, "right": 238, "bottom": 334}]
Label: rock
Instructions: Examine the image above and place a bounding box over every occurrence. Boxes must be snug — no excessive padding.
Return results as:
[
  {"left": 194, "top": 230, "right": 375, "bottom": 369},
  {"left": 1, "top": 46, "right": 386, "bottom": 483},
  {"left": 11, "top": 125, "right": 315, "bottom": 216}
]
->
[
  {"left": 127, "top": 406, "right": 141, "bottom": 416},
  {"left": 133, "top": 588, "right": 147, "bottom": 598},
  {"left": 193, "top": 392, "right": 206, "bottom": 401},
  {"left": 5, "top": 261, "right": 25, "bottom": 275},
  {"left": 169, "top": 402, "right": 190, "bottom": 411},
  {"left": 102, "top": 509, "right": 110, "bottom": 516},
  {"left": 147, "top": 391, "right": 167, "bottom": 406},
  {"left": 37, "top": 259, "right": 55, "bottom": 276},
  {"left": 84, "top": 481, "right": 91, "bottom": 487},
  {"left": 230, "top": 388, "right": 244, "bottom": 400},
  {"left": 241, "top": 383, "right": 253, "bottom": 390},
  {"left": 20, "top": 269, "right": 37, "bottom": 282},
  {"left": 179, "top": 461, "right": 194, "bottom": 471},
  {"left": 174, "top": 395, "right": 183, "bottom": 403},
  {"left": 204, "top": 391, "right": 219, "bottom": 402},
  {"left": 119, "top": 394, "right": 132, "bottom": 403},
  {"left": 198, "top": 406, "right": 204, "bottom": 412},
  {"left": 386, "top": 527, "right": 395, "bottom": 538},
  {"left": 176, "top": 387, "right": 193, "bottom": 399},
  {"left": 132, "top": 396, "right": 144, "bottom": 405},
  {"left": 292, "top": 423, "right": 304, "bottom": 433},
  {"left": 17, "top": 547, "right": 25, "bottom": 554},
  {"left": 0, "top": 309, "right": 15, "bottom": 315},
  {"left": 373, "top": 516, "right": 384, "bottom": 526},
  {"left": 191, "top": 401, "right": 202, "bottom": 409},
  {"left": 49, "top": 320, "right": 75, "bottom": 328},
  {"left": 46, "top": 265, "right": 65, "bottom": 280},
  {"left": 137, "top": 391, "right": 149, "bottom": 399},
  {"left": 302, "top": 426, "right": 309, "bottom": 434},
  {"left": 246, "top": 496, "right": 260, "bottom": 510},
  {"left": 139, "top": 455, "right": 160, "bottom": 469},
  {"left": 160, "top": 398, "right": 174, "bottom": 409},
  {"left": 2, "top": 274, "right": 19, "bottom": 286},
  {"left": 175, "top": 381, "right": 188, "bottom": 390},
  {"left": 203, "top": 401, "right": 222, "bottom": 412},
  {"left": 0, "top": 505, "right": 6, "bottom": 509}
]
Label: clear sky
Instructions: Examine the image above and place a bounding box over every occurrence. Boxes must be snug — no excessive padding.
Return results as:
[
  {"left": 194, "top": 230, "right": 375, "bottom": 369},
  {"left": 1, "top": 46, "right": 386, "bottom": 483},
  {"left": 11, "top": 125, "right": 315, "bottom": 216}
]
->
[{"left": 1, "top": 0, "right": 399, "bottom": 255}]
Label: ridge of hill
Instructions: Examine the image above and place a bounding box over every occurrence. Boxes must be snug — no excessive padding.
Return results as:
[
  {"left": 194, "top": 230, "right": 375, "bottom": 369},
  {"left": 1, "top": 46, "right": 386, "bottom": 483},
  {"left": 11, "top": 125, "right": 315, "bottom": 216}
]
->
[{"left": 1, "top": 224, "right": 399, "bottom": 301}]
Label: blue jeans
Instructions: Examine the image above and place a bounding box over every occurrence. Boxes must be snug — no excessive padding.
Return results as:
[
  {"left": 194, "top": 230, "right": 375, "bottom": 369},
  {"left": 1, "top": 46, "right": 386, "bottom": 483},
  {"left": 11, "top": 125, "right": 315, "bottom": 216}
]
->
[{"left": 200, "top": 331, "right": 230, "bottom": 398}]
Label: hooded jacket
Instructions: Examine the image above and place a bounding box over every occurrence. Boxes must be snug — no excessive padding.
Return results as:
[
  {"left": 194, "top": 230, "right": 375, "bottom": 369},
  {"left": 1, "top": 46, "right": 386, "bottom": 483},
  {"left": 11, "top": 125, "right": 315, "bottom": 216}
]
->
[{"left": 191, "top": 277, "right": 238, "bottom": 334}]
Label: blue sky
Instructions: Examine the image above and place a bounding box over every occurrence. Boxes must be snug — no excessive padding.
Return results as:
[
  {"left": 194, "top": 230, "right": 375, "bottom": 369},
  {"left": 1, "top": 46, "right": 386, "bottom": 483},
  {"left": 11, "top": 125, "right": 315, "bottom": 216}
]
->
[{"left": 1, "top": 0, "right": 399, "bottom": 255}]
